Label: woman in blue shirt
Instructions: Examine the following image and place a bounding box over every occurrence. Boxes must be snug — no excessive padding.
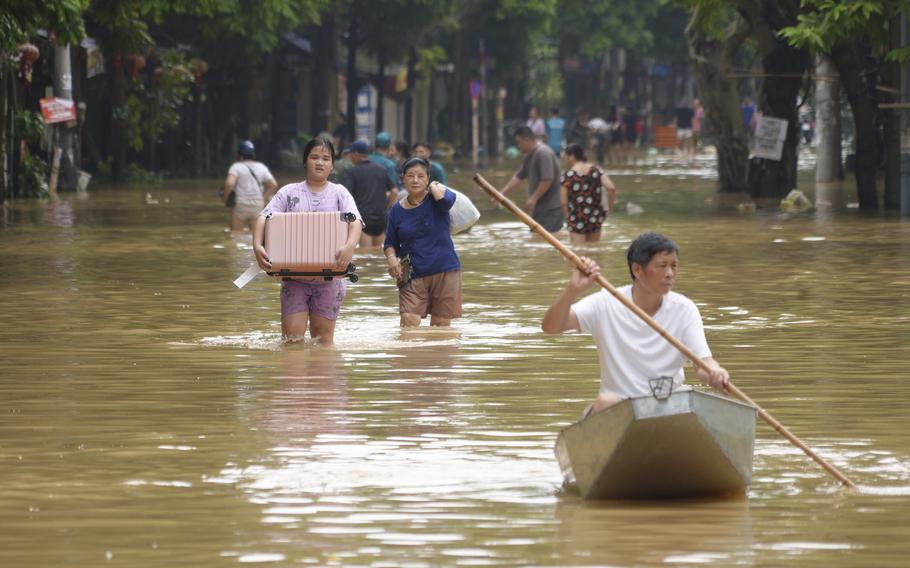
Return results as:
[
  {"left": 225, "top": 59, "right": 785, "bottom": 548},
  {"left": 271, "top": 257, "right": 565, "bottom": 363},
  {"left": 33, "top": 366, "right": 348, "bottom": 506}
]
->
[{"left": 384, "top": 157, "right": 462, "bottom": 327}]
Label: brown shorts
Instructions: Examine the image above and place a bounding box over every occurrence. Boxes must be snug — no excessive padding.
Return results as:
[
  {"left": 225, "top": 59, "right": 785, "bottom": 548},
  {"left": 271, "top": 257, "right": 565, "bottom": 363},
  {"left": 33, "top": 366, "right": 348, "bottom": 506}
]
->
[{"left": 399, "top": 270, "right": 463, "bottom": 319}]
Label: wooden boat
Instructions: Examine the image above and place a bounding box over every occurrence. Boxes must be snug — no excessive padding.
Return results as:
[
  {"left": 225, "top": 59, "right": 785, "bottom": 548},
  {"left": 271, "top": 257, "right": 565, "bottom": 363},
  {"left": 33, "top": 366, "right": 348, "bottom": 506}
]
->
[{"left": 554, "top": 388, "right": 756, "bottom": 500}]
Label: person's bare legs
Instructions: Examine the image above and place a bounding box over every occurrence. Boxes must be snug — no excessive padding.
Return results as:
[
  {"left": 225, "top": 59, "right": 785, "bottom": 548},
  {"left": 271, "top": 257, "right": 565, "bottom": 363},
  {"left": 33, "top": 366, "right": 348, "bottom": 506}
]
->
[
  {"left": 400, "top": 313, "right": 422, "bottom": 327},
  {"left": 308, "top": 314, "right": 337, "bottom": 346},
  {"left": 584, "top": 230, "right": 602, "bottom": 243},
  {"left": 359, "top": 233, "right": 384, "bottom": 248},
  {"left": 429, "top": 315, "right": 451, "bottom": 327},
  {"left": 282, "top": 311, "right": 310, "bottom": 343}
]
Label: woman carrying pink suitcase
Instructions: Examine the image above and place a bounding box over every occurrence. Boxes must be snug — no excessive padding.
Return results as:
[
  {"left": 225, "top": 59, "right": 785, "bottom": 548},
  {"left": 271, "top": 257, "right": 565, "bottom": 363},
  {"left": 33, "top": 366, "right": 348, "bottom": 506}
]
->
[{"left": 253, "top": 137, "right": 363, "bottom": 345}]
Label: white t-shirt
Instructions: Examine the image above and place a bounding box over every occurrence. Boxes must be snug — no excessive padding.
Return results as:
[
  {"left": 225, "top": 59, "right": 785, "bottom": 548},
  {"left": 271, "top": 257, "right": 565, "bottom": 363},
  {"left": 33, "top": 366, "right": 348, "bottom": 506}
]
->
[
  {"left": 228, "top": 161, "right": 274, "bottom": 205},
  {"left": 572, "top": 284, "right": 712, "bottom": 398}
]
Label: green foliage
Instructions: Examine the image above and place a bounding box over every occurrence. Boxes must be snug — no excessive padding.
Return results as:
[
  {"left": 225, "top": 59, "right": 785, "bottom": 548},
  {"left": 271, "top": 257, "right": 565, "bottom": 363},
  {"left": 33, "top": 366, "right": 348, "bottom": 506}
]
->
[
  {"left": 558, "top": 0, "right": 661, "bottom": 59},
  {"left": 14, "top": 111, "right": 49, "bottom": 198},
  {"left": 779, "top": 0, "right": 910, "bottom": 60},
  {"left": 527, "top": 41, "right": 563, "bottom": 110},
  {"left": 0, "top": 0, "right": 87, "bottom": 51},
  {"left": 120, "top": 51, "right": 195, "bottom": 152},
  {"left": 98, "top": 158, "right": 163, "bottom": 184}
]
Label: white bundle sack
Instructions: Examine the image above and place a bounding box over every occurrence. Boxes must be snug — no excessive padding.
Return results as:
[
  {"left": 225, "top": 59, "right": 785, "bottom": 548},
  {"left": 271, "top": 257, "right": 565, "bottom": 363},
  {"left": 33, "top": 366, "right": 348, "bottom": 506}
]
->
[{"left": 399, "top": 186, "right": 481, "bottom": 235}]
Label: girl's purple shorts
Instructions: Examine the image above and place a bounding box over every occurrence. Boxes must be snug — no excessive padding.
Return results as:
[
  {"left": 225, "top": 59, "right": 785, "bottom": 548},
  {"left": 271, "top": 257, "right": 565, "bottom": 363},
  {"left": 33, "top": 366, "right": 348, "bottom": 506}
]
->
[{"left": 280, "top": 279, "right": 347, "bottom": 321}]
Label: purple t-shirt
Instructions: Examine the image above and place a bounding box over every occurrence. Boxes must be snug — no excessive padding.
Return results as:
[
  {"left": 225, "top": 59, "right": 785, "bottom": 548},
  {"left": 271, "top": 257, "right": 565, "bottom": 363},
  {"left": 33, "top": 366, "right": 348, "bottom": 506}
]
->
[{"left": 262, "top": 180, "right": 362, "bottom": 219}]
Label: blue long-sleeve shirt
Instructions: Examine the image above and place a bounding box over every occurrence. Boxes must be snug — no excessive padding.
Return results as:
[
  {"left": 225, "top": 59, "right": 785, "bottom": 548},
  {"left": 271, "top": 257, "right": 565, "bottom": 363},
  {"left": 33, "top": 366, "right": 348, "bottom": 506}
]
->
[{"left": 384, "top": 188, "right": 461, "bottom": 278}]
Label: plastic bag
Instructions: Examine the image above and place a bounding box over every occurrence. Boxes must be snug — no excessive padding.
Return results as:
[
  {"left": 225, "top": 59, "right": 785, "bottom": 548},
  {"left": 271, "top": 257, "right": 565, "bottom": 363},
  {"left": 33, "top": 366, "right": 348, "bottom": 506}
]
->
[
  {"left": 447, "top": 187, "right": 481, "bottom": 234},
  {"left": 398, "top": 186, "right": 481, "bottom": 234}
]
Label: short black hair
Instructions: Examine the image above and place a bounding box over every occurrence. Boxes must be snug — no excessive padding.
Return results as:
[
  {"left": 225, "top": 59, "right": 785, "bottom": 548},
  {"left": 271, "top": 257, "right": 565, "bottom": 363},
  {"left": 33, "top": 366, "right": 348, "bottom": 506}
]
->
[
  {"left": 401, "top": 156, "right": 430, "bottom": 175},
  {"left": 394, "top": 141, "right": 410, "bottom": 159},
  {"left": 303, "top": 136, "right": 336, "bottom": 164},
  {"left": 514, "top": 125, "right": 535, "bottom": 140},
  {"left": 627, "top": 232, "right": 679, "bottom": 280}
]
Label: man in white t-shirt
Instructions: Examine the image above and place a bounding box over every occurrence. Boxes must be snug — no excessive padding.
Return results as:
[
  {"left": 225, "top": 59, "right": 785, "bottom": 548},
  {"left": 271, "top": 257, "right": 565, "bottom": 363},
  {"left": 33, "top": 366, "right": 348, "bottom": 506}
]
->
[
  {"left": 223, "top": 140, "right": 278, "bottom": 231},
  {"left": 542, "top": 232, "right": 730, "bottom": 415}
]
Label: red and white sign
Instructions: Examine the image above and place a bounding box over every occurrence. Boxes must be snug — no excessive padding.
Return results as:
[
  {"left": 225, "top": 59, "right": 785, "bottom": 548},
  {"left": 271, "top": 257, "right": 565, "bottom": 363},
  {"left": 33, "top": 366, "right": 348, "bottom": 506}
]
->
[{"left": 39, "top": 97, "right": 77, "bottom": 124}]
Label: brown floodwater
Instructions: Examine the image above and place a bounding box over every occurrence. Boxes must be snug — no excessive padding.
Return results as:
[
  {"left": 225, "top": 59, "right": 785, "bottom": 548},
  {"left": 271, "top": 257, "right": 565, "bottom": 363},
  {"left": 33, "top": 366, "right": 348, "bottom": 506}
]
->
[{"left": 1, "top": 154, "right": 909, "bottom": 567}]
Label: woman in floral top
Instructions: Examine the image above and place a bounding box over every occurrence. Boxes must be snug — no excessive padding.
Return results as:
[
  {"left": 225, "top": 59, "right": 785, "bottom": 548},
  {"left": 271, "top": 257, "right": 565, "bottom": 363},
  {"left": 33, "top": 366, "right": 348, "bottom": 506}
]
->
[{"left": 560, "top": 143, "right": 617, "bottom": 245}]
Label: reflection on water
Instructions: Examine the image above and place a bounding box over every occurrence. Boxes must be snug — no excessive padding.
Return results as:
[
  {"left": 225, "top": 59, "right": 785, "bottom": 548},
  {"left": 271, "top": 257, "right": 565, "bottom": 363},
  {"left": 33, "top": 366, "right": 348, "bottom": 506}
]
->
[{"left": 2, "top": 163, "right": 910, "bottom": 566}]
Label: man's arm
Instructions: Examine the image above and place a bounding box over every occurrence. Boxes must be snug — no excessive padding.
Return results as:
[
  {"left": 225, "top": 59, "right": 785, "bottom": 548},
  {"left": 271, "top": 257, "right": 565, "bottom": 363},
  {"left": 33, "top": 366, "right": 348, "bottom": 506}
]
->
[
  {"left": 223, "top": 173, "right": 237, "bottom": 205},
  {"left": 263, "top": 177, "right": 278, "bottom": 201},
  {"left": 525, "top": 178, "right": 553, "bottom": 212},
  {"left": 499, "top": 174, "right": 522, "bottom": 198},
  {"left": 542, "top": 256, "right": 600, "bottom": 334}
]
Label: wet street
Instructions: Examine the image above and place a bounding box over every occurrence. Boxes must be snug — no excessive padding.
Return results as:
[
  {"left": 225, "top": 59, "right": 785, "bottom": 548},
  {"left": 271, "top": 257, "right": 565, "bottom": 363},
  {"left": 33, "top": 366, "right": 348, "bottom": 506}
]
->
[{"left": 2, "top": 155, "right": 910, "bottom": 566}]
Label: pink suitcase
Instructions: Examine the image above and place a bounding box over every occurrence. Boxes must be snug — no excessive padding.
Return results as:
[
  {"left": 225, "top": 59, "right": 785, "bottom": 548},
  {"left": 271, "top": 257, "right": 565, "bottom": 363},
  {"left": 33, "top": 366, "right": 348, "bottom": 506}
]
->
[{"left": 264, "top": 211, "right": 358, "bottom": 282}]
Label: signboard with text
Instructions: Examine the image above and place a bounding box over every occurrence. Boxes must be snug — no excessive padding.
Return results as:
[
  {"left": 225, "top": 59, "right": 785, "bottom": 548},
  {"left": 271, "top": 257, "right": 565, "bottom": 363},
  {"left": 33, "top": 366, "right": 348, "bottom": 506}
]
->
[
  {"left": 39, "top": 97, "right": 77, "bottom": 124},
  {"left": 750, "top": 115, "right": 788, "bottom": 161}
]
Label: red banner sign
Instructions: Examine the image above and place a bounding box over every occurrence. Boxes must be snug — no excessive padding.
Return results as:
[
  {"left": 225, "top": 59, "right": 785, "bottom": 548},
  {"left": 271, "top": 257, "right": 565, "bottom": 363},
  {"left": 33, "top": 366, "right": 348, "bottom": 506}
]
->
[{"left": 39, "top": 97, "right": 77, "bottom": 124}]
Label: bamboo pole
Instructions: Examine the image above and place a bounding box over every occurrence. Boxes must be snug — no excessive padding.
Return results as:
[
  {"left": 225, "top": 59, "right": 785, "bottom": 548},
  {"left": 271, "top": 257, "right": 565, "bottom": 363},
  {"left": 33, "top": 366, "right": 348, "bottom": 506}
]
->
[{"left": 473, "top": 172, "right": 858, "bottom": 490}]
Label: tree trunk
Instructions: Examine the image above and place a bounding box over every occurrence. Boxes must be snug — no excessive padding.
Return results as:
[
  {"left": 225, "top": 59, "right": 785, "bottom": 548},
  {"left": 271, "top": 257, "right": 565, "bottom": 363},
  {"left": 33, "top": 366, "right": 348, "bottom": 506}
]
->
[
  {"left": 345, "top": 13, "right": 359, "bottom": 143},
  {"left": 732, "top": 0, "right": 809, "bottom": 199},
  {"left": 685, "top": 6, "right": 751, "bottom": 193},
  {"left": 815, "top": 56, "right": 842, "bottom": 183},
  {"left": 883, "top": 16, "right": 902, "bottom": 209},
  {"left": 0, "top": 56, "right": 8, "bottom": 205},
  {"left": 193, "top": 83, "right": 204, "bottom": 177},
  {"left": 376, "top": 58, "right": 385, "bottom": 132},
  {"left": 110, "top": 58, "right": 127, "bottom": 184},
  {"left": 311, "top": 7, "right": 336, "bottom": 136},
  {"left": 405, "top": 46, "right": 416, "bottom": 141},
  {"left": 830, "top": 38, "right": 881, "bottom": 210}
]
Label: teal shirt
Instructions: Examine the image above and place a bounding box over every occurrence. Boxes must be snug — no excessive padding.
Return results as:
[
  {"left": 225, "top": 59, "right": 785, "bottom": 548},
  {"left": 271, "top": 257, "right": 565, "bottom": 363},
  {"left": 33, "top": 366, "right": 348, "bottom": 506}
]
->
[
  {"left": 369, "top": 152, "right": 400, "bottom": 188},
  {"left": 429, "top": 161, "right": 447, "bottom": 185}
]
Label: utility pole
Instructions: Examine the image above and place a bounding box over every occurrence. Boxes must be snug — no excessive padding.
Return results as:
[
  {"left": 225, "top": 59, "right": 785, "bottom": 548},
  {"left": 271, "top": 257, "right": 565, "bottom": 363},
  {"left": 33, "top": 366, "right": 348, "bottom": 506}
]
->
[
  {"left": 53, "top": 43, "right": 77, "bottom": 192},
  {"left": 479, "top": 39, "right": 487, "bottom": 167},
  {"left": 902, "top": 16, "right": 910, "bottom": 217}
]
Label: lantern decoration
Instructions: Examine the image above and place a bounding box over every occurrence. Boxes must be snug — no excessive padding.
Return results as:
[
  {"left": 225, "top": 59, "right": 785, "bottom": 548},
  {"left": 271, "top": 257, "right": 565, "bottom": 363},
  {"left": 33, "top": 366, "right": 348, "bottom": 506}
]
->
[
  {"left": 111, "top": 55, "right": 123, "bottom": 71},
  {"left": 18, "top": 43, "right": 40, "bottom": 84},
  {"left": 189, "top": 58, "right": 208, "bottom": 85},
  {"left": 125, "top": 54, "right": 146, "bottom": 80}
]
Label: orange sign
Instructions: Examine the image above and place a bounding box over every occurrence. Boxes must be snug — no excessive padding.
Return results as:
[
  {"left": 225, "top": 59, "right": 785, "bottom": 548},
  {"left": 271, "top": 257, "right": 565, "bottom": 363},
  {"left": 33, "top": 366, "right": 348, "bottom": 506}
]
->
[{"left": 39, "top": 97, "right": 77, "bottom": 124}]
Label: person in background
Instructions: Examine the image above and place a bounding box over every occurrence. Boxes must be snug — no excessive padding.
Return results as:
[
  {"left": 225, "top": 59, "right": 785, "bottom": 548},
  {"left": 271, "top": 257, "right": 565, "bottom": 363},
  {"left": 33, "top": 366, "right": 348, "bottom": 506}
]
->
[
  {"left": 692, "top": 98, "right": 705, "bottom": 153},
  {"left": 332, "top": 113, "right": 348, "bottom": 155},
  {"left": 526, "top": 106, "right": 546, "bottom": 141},
  {"left": 741, "top": 96, "right": 757, "bottom": 135},
  {"left": 560, "top": 144, "right": 616, "bottom": 245},
  {"left": 498, "top": 125, "right": 564, "bottom": 232},
  {"left": 568, "top": 109, "right": 590, "bottom": 147},
  {"left": 392, "top": 140, "right": 411, "bottom": 172},
  {"left": 542, "top": 232, "right": 730, "bottom": 416},
  {"left": 621, "top": 106, "right": 639, "bottom": 164},
  {"left": 329, "top": 145, "right": 353, "bottom": 183},
  {"left": 384, "top": 157, "right": 462, "bottom": 328},
  {"left": 253, "top": 137, "right": 363, "bottom": 345},
  {"left": 675, "top": 100, "right": 696, "bottom": 161},
  {"left": 412, "top": 142, "right": 447, "bottom": 185},
  {"left": 370, "top": 131, "right": 400, "bottom": 188},
  {"left": 342, "top": 140, "right": 397, "bottom": 248},
  {"left": 546, "top": 107, "right": 566, "bottom": 155},
  {"left": 222, "top": 140, "right": 278, "bottom": 232}
]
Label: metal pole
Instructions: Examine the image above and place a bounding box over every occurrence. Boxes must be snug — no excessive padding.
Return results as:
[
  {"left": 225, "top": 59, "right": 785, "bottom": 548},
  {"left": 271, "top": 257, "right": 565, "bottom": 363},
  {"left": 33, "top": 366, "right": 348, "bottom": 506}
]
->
[
  {"left": 901, "top": 15, "right": 910, "bottom": 217},
  {"left": 53, "top": 43, "right": 76, "bottom": 192}
]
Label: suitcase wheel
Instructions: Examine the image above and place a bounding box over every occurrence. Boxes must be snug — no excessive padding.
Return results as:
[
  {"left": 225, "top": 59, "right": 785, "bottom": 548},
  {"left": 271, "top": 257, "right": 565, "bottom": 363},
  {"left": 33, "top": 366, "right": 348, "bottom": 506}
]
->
[{"left": 349, "top": 274, "right": 359, "bottom": 283}]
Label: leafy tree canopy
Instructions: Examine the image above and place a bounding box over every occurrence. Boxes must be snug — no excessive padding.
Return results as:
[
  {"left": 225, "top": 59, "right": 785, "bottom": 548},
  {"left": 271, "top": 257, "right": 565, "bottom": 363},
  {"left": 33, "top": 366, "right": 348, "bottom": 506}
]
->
[
  {"left": 0, "top": 0, "right": 87, "bottom": 51},
  {"left": 779, "top": 0, "right": 910, "bottom": 61}
]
